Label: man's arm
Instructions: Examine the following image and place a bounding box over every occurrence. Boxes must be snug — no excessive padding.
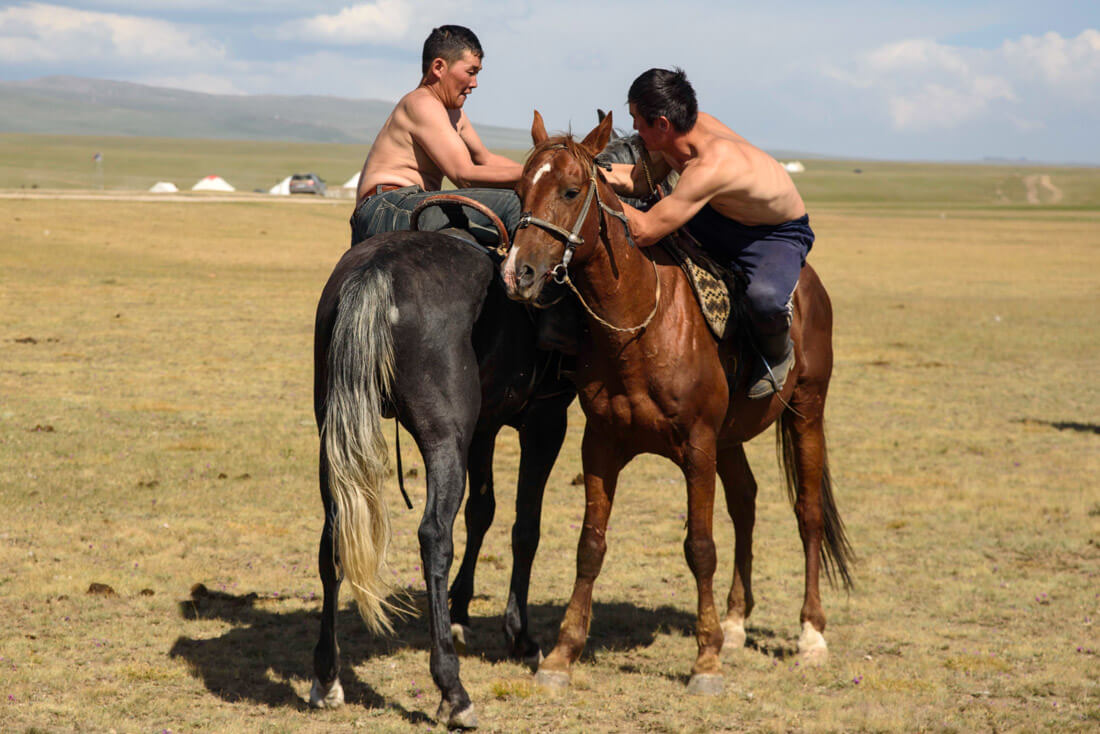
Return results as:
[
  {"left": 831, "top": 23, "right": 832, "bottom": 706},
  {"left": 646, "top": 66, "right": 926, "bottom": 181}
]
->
[
  {"left": 602, "top": 152, "right": 673, "bottom": 198},
  {"left": 619, "top": 158, "right": 725, "bottom": 248},
  {"left": 408, "top": 97, "right": 522, "bottom": 188}
]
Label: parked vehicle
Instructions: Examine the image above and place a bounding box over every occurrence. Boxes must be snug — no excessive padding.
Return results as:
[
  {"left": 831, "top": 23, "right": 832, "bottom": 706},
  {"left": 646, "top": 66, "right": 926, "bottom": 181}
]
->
[{"left": 289, "top": 173, "right": 326, "bottom": 195}]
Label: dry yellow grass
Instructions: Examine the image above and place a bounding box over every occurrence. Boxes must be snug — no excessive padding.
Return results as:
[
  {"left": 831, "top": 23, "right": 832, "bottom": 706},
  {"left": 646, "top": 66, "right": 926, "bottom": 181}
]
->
[{"left": 1, "top": 192, "right": 1097, "bottom": 732}]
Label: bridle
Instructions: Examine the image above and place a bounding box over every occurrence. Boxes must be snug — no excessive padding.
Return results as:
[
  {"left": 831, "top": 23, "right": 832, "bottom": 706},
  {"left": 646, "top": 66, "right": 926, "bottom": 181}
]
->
[{"left": 514, "top": 147, "right": 660, "bottom": 334}]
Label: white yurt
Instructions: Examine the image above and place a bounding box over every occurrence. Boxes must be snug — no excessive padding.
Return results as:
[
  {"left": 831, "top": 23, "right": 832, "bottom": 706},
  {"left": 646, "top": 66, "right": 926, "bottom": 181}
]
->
[
  {"left": 149, "top": 181, "right": 178, "bottom": 193},
  {"left": 782, "top": 161, "right": 805, "bottom": 174},
  {"left": 269, "top": 176, "right": 291, "bottom": 195},
  {"left": 342, "top": 171, "right": 361, "bottom": 190},
  {"left": 192, "top": 175, "right": 235, "bottom": 192}
]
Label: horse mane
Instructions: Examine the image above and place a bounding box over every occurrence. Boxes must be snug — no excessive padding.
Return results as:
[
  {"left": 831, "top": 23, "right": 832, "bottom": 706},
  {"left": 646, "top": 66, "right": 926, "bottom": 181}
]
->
[{"left": 524, "top": 134, "right": 596, "bottom": 176}]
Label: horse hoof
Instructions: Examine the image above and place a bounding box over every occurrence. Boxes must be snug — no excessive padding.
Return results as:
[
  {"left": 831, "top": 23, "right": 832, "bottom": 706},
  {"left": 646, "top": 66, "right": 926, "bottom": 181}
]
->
[
  {"left": 309, "top": 677, "right": 344, "bottom": 709},
  {"left": 686, "top": 673, "right": 724, "bottom": 696},
  {"left": 797, "top": 621, "right": 828, "bottom": 665},
  {"left": 522, "top": 648, "right": 544, "bottom": 672},
  {"left": 534, "top": 668, "right": 570, "bottom": 690},
  {"left": 437, "top": 699, "right": 478, "bottom": 729},
  {"left": 721, "top": 618, "right": 746, "bottom": 653},
  {"left": 451, "top": 623, "right": 472, "bottom": 655}
]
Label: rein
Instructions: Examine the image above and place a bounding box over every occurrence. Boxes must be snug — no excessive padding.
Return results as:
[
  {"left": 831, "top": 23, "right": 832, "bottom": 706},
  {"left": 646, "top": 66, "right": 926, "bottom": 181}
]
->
[{"left": 516, "top": 151, "right": 659, "bottom": 334}]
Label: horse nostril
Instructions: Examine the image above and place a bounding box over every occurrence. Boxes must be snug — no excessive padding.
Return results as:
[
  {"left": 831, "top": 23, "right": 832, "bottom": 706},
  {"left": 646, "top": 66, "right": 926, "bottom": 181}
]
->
[{"left": 518, "top": 264, "right": 536, "bottom": 288}]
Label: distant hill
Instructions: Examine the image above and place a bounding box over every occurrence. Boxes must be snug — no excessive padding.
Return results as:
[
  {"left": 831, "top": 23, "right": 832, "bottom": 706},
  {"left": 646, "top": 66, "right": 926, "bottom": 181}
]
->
[{"left": 0, "top": 76, "right": 533, "bottom": 149}]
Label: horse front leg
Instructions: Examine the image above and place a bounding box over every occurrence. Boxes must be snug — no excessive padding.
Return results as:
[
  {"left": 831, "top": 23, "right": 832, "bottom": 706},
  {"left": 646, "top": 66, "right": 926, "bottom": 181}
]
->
[
  {"left": 680, "top": 439, "right": 724, "bottom": 695},
  {"left": 448, "top": 430, "right": 498, "bottom": 654},
  {"left": 535, "top": 428, "right": 624, "bottom": 689},
  {"left": 504, "top": 393, "right": 570, "bottom": 668},
  {"left": 716, "top": 441, "right": 757, "bottom": 653},
  {"left": 311, "top": 445, "right": 346, "bottom": 708}
]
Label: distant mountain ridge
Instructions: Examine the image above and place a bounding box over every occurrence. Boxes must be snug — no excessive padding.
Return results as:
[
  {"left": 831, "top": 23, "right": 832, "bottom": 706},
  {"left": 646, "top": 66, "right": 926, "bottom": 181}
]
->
[{"left": 0, "top": 76, "right": 534, "bottom": 149}]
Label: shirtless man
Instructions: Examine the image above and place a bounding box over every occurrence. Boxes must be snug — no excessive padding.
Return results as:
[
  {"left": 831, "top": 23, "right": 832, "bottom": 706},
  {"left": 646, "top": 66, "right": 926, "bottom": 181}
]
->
[
  {"left": 602, "top": 68, "right": 814, "bottom": 398},
  {"left": 350, "top": 25, "right": 523, "bottom": 246}
]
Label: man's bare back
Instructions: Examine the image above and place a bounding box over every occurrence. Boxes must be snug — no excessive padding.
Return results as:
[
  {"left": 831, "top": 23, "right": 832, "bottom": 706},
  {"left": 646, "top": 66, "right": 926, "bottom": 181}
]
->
[
  {"left": 358, "top": 88, "right": 456, "bottom": 197},
  {"left": 661, "top": 112, "right": 805, "bottom": 227}
]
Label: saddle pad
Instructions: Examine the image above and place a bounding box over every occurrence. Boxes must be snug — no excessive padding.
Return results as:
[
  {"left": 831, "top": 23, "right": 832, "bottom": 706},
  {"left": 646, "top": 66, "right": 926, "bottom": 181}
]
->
[{"left": 660, "top": 233, "right": 731, "bottom": 340}]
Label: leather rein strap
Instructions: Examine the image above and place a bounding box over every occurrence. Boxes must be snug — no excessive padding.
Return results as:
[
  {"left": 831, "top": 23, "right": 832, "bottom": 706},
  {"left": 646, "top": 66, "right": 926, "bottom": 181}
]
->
[{"left": 409, "top": 194, "right": 511, "bottom": 255}]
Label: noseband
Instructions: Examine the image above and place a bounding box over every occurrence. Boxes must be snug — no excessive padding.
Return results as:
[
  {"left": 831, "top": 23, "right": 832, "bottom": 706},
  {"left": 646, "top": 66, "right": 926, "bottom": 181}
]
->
[
  {"left": 515, "top": 150, "right": 634, "bottom": 285},
  {"left": 515, "top": 147, "right": 660, "bottom": 335}
]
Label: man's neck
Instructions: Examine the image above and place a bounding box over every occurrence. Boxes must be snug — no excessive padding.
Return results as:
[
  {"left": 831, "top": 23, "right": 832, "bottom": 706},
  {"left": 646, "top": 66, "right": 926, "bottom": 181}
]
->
[
  {"left": 660, "top": 127, "right": 702, "bottom": 168},
  {"left": 417, "top": 81, "right": 457, "bottom": 111}
]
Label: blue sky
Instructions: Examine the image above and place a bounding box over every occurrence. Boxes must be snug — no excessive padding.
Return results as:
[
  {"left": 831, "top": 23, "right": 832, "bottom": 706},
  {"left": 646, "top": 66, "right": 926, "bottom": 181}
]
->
[{"left": 1, "top": 1, "right": 1098, "bottom": 162}]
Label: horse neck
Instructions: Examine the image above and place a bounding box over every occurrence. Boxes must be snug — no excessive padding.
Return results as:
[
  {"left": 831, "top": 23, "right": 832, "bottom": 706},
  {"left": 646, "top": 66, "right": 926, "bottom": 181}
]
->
[{"left": 572, "top": 180, "right": 660, "bottom": 338}]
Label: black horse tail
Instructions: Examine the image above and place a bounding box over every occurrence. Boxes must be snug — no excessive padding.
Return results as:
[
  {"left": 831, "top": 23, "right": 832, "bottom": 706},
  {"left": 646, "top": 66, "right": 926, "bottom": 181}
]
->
[
  {"left": 322, "top": 267, "right": 402, "bottom": 634},
  {"left": 777, "top": 414, "right": 855, "bottom": 590}
]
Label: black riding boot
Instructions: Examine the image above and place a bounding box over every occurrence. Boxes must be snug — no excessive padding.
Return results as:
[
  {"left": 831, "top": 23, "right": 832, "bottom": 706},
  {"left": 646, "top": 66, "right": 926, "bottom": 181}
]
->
[{"left": 747, "top": 327, "right": 795, "bottom": 399}]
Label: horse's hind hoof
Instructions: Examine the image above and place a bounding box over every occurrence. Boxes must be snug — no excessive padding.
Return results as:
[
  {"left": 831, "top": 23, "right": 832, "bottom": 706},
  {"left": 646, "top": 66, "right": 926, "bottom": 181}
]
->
[
  {"left": 797, "top": 621, "right": 829, "bottom": 666},
  {"left": 534, "top": 668, "right": 570, "bottom": 690},
  {"left": 437, "top": 699, "right": 478, "bottom": 729},
  {"left": 309, "top": 677, "right": 344, "bottom": 709},
  {"left": 686, "top": 673, "right": 724, "bottom": 696},
  {"left": 451, "top": 623, "right": 472, "bottom": 655}
]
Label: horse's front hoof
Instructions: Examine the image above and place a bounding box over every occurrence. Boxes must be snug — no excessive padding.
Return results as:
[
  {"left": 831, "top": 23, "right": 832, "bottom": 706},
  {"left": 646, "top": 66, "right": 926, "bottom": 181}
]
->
[
  {"left": 720, "top": 618, "right": 746, "bottom": 653},
  {"left": 309, "top": 677, "right": 344, "bottom": 709},
  {"left": 522, "top": 647, "right": 544, "bottom": 672},
  {"left": 437, "top": 699, "right": 478, "bottom": 729},
  {"left": 451, "top": 623, "right": 472, "bottom": 655},
  {"left": 686, "top": 673, "right": 724, "bottom": 696},
  {"left": 534, "top": 668, "right": 570, "bottom": 690},
  {"left": 797, "top": 621, "right": 828, "bottom": 665}
]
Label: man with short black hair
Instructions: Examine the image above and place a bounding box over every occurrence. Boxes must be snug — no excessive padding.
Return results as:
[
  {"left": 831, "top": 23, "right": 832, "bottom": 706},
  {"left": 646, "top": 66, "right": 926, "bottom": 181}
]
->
[
  {"left": 351, "top": 25, "right": 523, "bottom": 246},
  {"left": 602, "top": 67, "right": 814, "bottom": 399}
]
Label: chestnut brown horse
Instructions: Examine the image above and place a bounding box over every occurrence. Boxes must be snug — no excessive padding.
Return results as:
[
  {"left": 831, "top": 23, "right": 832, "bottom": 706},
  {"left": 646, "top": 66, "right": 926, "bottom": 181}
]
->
[{"left": 502, "top": 112, "right": 853, "bottom": 694}]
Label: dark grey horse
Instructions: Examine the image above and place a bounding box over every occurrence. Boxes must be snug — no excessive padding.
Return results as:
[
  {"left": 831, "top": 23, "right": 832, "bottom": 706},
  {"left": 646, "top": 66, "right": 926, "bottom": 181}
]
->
[{"left": 311, "top": 226, "right": 573, "bottom": 728}]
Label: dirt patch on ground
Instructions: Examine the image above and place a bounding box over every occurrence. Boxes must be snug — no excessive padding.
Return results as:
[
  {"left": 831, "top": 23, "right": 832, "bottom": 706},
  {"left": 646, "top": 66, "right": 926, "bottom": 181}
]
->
[{"left": 1022, "top": 174, "right": 1064, "bottom": 204}]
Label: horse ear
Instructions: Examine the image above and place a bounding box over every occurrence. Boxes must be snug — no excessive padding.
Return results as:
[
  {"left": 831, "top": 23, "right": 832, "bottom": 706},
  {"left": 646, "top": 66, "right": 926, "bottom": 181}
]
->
[
  {"left": 531, "top": 110, "right": 548, "bottom": 146},
  {"left": 597, "top": 108, "right": 607, "bottom": 123},
  {"left": 581, "top": 111, "right": 613, "bottom": 154}
]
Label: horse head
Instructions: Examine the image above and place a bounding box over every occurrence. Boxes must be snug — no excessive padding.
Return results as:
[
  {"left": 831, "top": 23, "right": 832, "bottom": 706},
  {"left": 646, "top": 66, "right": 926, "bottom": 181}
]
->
[{"left": 502, "top": 111, "right": 616, "bottom": 304}]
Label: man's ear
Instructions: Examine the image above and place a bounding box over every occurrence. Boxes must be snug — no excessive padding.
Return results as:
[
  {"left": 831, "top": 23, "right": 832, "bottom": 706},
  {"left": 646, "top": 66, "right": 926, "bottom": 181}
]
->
[
  {"left": 580, "top": 111, "right": 613, "bottom": 154},
  {"left": 531, "top": 110, "right": 548, "bottom": 145},
  {"left": 427, "top": 57, "right": 446, "bottom": 81}
]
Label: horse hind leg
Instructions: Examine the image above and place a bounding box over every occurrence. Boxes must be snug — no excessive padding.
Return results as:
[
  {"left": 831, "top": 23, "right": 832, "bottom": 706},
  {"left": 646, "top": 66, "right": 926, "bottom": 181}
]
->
[
  {"left": 779, "top": 408, "right": 853, "bottom": 666},
  {"left": 716, "top": 442, "right": 756, "bottom": 654},
  {"left": 311, "top": 446, "right": 345, "bottom": 708},
  {"left": 448, "top": 430, "right": 498, "bottom": 655}
]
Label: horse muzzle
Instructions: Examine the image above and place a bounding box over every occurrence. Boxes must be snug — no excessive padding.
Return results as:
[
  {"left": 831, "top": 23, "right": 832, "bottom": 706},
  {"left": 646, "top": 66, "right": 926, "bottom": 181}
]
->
[{"left": 502, "top": 247, "right": 549, "bottom": 303}]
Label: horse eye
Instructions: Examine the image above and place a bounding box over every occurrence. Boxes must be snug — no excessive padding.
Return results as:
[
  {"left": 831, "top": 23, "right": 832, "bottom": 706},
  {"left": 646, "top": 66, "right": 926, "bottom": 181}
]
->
[{"left": 563, "top": 188, "right": 581, "bottom": 200}]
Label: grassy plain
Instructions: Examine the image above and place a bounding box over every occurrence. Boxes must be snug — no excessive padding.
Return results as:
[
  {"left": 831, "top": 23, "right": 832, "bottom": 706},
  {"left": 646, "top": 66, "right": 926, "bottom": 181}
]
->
[{"left": 0, "top": 143, "right": 1097, "bottom": 732}]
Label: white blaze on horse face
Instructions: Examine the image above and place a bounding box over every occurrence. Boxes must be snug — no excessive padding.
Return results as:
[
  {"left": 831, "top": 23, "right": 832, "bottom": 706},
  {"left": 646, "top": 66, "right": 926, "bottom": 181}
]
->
[
  {"left": 531, "top": 161, "right": 551, "bottom": 186},
  {"left": 502, "top": 245, "right": 519, "bottom": 292}
]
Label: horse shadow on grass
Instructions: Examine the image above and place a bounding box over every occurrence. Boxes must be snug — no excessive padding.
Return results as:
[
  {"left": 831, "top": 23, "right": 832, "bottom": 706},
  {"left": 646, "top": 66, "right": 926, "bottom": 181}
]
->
[{"left": 168, "top": 585, "right": 708, "bottom": 720}]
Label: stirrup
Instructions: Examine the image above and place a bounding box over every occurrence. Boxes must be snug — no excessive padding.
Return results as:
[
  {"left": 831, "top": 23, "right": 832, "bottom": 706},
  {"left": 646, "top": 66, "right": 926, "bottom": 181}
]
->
[{"left": 748, "top": 348, "right": 795, "bottom": 400}]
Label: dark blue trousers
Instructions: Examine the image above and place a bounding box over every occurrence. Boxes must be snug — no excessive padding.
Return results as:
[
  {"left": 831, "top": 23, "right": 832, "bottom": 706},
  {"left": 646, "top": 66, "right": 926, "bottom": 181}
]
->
[{"left": 684, "top": 206, "right": 814, "bottom": 335}]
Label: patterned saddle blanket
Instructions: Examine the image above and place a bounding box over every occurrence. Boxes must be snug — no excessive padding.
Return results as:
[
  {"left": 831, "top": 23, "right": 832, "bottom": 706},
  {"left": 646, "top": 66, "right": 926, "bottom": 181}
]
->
[{"left": 659, "top": 231, "right": 742, "bottom": 340}]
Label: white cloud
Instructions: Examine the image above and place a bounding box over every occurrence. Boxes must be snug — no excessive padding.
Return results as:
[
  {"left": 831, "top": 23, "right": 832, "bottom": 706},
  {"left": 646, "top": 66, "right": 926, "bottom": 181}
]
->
[
  {"left": 1001, "top": 29, "right": 1100, "bottom": 92},
  {"left": 0, "top": 2, "right": 224, "bottom": 63},
  {"left": 276, "top": 0, "right": 468, "bottom": 45},
  {"left": 830, "top": 29, "right": 1099, "bottom": 132}
]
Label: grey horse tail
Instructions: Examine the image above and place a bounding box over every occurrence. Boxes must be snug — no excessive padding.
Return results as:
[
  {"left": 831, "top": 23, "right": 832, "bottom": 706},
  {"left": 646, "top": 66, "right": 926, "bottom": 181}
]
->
[{"left": 322, "top": 267, "right": 405, "bottom": 633}]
